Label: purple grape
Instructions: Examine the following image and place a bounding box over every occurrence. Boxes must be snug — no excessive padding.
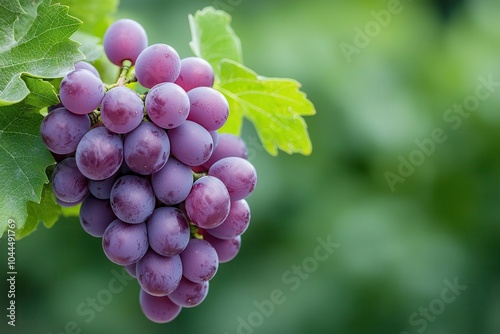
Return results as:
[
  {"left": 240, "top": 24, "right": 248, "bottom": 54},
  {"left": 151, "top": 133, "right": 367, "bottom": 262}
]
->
[
  {"left": 125, "top": 263, "right": 137, "bottom": 278},
  {"left": 74, "top": 61, "right": 100, "bottom": 78},
  {"left": 169, "top": 120, "right": 213, "bottom": 166},
  {"left": 40, "top": 107, "right": 90, "bottom": 154},
  {"left": 209, "top": 130, "right": 219, "bottom": 148},
  {"left": 202, "top": 133, "right": 248, "bottom": 169},
  {"left": 208, "top": 157, "right": 257, "bottom": 201},
  {"left": 180, "top": 238, "right": 219, "bottom": 283},
  {"left": 56, "top": 198, "right": 83, "bottom": 207},
  {"left": 203, "top": 233, "right": 241, "bottom": 263},
  {"left": 52, "top": 158, "right": 88, "bottom": 203},
  {"left": 169, "top": 277, "right": 209, "bottom": 308},
  {"left": 88, "top": 172, "right": 119, "bottom": 200},
  {"left": 124, "top": 122, "right": 170, "bottom": 175},
  {"left": 185, "top": 176, "right": 231, "bottom": 229},
  {"left": 151, "top": 157, "right": 193, "bottom": 205},
  {"left": 76, "top": 127, "right": 123, "bottom": 180},
  {"left": 187, "top": 87, "right": 229, "bottom": 131},
  {"left": 103, "top": 19, "right": 148, "bottom": 66},
  {"left": 174, "top": 57, "right": 214, "bottom": 92},
  {"left": 145, "top": 82, "right": 190, "bottom": 129},
  {"left": 136, "top": 249, "right": 183, "bottom": 297},
  {"left": 205, "top": 199, "right": 250, "bottom": 240},
  {"left": 135, "top": 44, "right": 181, "bottom": 88},
  {"left": 100, "top": 86, "right": 144, "bottom": 134},
  {"left": 59, "top": 69, "right": 104, "bottom": 115},
  {"left": 147, "top": 207, "right": 190, "bottom": 257},
  {"left": 110, "top": 175, "right": 155, "bottom": 224},
  {"left": 79, "top": 195, "right": 116, "bottom": 237},
  {"left": 102, "top": 219, "right": 148, "bottom": 265},
  {"left": 139, "top": 289, "right": 181, "bottom": 323}
]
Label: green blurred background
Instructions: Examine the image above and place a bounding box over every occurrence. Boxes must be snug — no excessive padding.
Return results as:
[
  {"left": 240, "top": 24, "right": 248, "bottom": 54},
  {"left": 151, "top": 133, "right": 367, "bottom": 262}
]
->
[{"left": 3, "top": 0, "right": 500, "bottom": 333}]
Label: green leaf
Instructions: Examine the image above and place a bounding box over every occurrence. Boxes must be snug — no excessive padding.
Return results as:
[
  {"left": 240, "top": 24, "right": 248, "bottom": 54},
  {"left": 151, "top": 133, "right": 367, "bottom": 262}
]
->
[
  {"left": 0, "top": 0, "right": 83, "bottom": 106},
  {"left": 72, "top": 31, "right": 103, "bottom": 62},
  {"left": 17, "top": 183, "right": 62, "bottom": 239},
  {"left": 58, "top": 0, "right": 118, "bottom": 38},
  {"left": 22, "top": 77, "right": 59, "bottom": 107},
  {"left": 215, "top": 60, "right": 315, "bottom": 156},
  {"left": 0, "top": 104, "right": 55, "bottom": 238},
  {"left": 189, "top": 6, "right": 242, "bottom": 78},
  {"left": 190, "top": 7, "right": 315, "bottom": 156},
  {"left": 0, "top": 0, "right": 25, "bottom": 48}
]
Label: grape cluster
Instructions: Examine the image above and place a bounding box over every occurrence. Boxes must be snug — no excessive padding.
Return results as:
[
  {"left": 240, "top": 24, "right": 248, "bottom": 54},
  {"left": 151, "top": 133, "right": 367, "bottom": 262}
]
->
[{"left": 41, "top": 19, "right": 257, "bottom": 323}]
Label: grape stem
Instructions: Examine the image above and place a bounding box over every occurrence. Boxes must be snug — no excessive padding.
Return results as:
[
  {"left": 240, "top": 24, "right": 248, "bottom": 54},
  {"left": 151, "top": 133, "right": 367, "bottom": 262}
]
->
[{"left": 105, "top": 60, "right": 137, "bottom": 90}]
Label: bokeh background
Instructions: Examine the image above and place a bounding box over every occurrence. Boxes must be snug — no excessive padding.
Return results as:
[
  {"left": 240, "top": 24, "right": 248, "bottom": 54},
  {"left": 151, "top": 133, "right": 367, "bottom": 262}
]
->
[{"left": 2, "top": 0, "right": 500, "bottom": 333}]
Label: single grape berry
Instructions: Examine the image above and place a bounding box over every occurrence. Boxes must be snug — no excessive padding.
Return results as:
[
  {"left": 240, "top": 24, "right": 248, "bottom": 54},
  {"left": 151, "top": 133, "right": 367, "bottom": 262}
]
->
[
  {"left": 136, "top": 249, "right": 183, "bottom": 297},
  {"left": 75, "top": 127, "right": 123, "bottom": 180},
  {"left": 74, "top": 61, "right": 100, "bottom": 78},
  {"left": 123, "top": 121, "right": 170, "bottom": 175},
  {"left": 208, "top": 157, "right": 257, "bottom": 201},
  {"left": 40, "top": 107, "right": 90, "bottom": 154},
  {"left": 185, "top": 176, "right": 231, "bottom": 229},
  {"left": 103, "top": 19, "right": 148, "bottom": 66},
  {"left": 151, "top": 157, "right": 193, "bottom": 205},
  {"left": 59, "top": 69, "right": 105, "bottom": 115},
  {"left": 180, "top": 238, "right": 219, "bottom": 283},
  {"left": 174, "top": 57, "right": 214, "bottom": 92},
  {"left": 135, "top": 44, "right": 181, "bottom": 88},
  {"left": 100, "top": 86, "right": 144, "bottom": 134},
  {"left": 145, "top": 82, "right": 190, "bottom": 129},
  {"left": 110, "top": 175, "right": 156, "bottom": 224},
  {"left": 187, "top": 87, "right": 229, "bottom": 131},
  {"left": 205, "top": 199, "right": 251, "bottom": 240},
  {"left": 102, "top": 219, "right": 149, "bottom": 266},
  {"left": 139, "top": 289, "right": 181, "bottom": 324},
  {"left": 52, "top": 158, "right": 88, "bottom": 203},
  {"left": 147, "top": 207, "right": 190, "bottom": 257},
  {"left": 168, "top": 120, "right": 214, "bottom": 166},
  {"left": 79, "top": 195, "right": 117, "bottom": 238}
]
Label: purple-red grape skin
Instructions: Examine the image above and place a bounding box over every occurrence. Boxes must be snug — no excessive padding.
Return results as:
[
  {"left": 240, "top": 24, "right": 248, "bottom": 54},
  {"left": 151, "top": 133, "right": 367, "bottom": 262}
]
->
[
  {"left": 185, "top": 176, "right": 231, "bottom": 229},
  {"left": 102, "top": 219, "right": 148, "bottom": 266},
  {"left": 147, "top": 207, "right": 190, "bottom": 257},
  {"left": 139, "top": 289, "right": 181, "bottom": 323},
  {"left": 169, "top": 120, "right": 214, "bottom": 166},
  {"left": 187, "top": 87, "right": 229, "bottom": 131},
  {"left": 174, "top": 57, "right": 214, "bottom": 92},
  {"left": 136, "top": 249, "right": 183, "bottom": 297},
  {"left": 180, "top": 238, "right": 219, "bottom": 283},
  {"left": 52, "top": 158, "right": 88, "bottom": 203},
  {"left": 110, "top": 175, "right": 156, "bottom": 224},
  {"left": 79, "top": 195, "right": 117, "bottom": 237},
  {"left": 208, "top": 157, "right": 257, "bottom": 201},
  {"left": 59, "top": 69, "right": 104, "bottom": 115},
  {"left": 135, "top": 44, "right": 181, "bottom": 88},
  {"left": 145, "top": 82, "right": 190, "bottom": 129},
  {"left": 100, "top": 86, "right": 144, "bottom": 134},
  {"left": 124, "top": 122, "right": 170, "bottom": 175},
  {"left": 76, "top": 127, "right": 123, "bottom": 181},
  {"left": 40, "top": 107, "right": 90, "bottom": 154},
  {"left": 103, "top": 19, "right": 148, "bottom": 66}
]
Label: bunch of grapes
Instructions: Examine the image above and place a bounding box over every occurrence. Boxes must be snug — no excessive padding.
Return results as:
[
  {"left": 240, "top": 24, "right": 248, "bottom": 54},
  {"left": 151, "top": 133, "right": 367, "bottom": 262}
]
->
[{"left": 40, "top": 19, "right": 257, "bottom": 323}]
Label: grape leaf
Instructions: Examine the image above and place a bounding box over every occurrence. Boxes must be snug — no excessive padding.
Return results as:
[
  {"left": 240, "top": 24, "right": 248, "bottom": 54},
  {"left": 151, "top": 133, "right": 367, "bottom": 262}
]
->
[
  {"left": 0, "top": 104, "right": 55, "bottom": 238},
  {"left": 189, "top": 6, "right": 242, "bottom": 77},
  {"left": 190, "top": 7, "right": 315, "bottom": 156},
  {"left": 216, "top": 60, "right": 315, "bottom": 155},
  {"left": 72, "top": 31, "right": 103, "bottom": 62},
  {"left": 22, "top": 76, "right": 59, "bottom": 107},
  {"left": 17, "top": 183, "right": 61, "bottom": 239},
  {"left": 0, "top": 0, "right": 83, "bottom": 106},
  {"left": 58, "top": 0, "right": 118, "bottom": 38}
]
